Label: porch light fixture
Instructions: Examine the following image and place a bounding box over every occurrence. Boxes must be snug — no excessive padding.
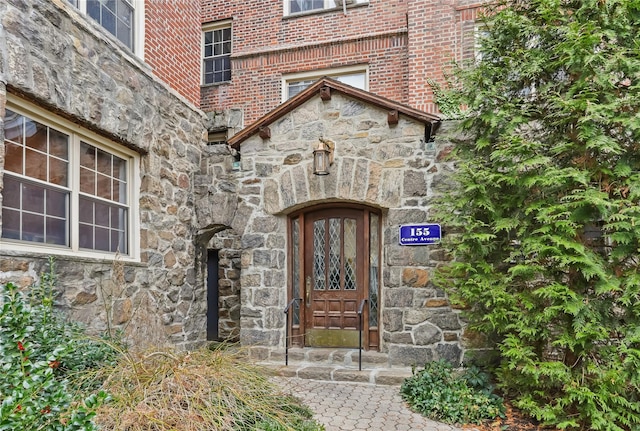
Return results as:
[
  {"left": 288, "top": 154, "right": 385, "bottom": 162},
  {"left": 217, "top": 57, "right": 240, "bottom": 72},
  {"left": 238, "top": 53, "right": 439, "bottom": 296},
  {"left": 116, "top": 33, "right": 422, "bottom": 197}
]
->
[{"left": 313, "top": 138, "right": 335, "bottom": 175}]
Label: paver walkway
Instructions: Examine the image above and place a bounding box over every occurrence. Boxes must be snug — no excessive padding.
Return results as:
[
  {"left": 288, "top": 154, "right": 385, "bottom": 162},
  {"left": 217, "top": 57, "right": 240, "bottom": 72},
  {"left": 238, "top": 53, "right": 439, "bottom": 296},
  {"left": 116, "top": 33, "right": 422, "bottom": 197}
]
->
[{"left": 272, "top": 376, "right": 473, "bottom": 431}]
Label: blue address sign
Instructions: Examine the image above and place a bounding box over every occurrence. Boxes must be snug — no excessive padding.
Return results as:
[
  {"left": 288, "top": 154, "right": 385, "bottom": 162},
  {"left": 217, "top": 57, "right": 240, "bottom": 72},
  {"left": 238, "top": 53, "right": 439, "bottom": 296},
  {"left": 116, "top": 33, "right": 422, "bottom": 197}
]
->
[{"left": 399, "top": 223, "right": 442, "bottom": 245}]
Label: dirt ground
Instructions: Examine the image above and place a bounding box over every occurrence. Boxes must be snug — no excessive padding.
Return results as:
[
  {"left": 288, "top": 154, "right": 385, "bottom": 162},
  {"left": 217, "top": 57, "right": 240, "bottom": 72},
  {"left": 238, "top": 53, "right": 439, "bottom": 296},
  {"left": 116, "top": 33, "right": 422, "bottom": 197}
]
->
[{"left": 463, "top": 404, "right": 561, "bottom": 431}]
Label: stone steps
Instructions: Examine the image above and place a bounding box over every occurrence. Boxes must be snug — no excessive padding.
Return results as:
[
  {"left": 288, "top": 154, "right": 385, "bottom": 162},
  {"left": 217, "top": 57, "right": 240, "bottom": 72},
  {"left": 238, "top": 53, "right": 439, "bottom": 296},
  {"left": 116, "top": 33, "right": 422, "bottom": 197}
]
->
[{"left": 251, "top": 347, "right": 415, "bottom": 386}]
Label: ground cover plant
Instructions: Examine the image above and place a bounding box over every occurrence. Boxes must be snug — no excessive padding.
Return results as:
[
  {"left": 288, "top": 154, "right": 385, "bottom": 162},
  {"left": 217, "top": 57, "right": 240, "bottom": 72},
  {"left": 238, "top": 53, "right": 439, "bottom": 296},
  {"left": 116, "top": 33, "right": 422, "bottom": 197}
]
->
[
  {"left": 434, "top": 0, "right": 640, "bottom": 429},
  {"left": 401, "top": 361, "right": 505, "bottom": 426}
]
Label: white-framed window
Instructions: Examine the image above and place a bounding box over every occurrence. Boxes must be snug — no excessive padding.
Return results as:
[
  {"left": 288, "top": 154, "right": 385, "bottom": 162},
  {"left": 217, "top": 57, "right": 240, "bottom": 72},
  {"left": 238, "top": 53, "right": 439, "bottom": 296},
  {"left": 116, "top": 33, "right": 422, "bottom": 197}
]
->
[
  {"left": 474, "top": 24, "right": 490, "bottom": 63},
  {"left": 283, "top": 65, "right": 368, "bottom": 101},
  {"left": 284, "top": 0, "right": 368, "bottom": 16},
  {"left": 202, "top": 21, "right": 232, "bottom": 85},
  {"left": 65, "top": 0, "right": 145, "bottom": 57},
  {"left": 1, "top": 97, "right": 140, "bottom": 261}
]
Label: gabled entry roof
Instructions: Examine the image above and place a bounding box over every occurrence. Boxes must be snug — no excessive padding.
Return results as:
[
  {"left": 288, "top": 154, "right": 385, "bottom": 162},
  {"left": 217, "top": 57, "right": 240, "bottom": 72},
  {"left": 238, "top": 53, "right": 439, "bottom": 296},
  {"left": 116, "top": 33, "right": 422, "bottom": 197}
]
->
[{"left": 227, "top": 77, "right": 441, "bottom": 150}]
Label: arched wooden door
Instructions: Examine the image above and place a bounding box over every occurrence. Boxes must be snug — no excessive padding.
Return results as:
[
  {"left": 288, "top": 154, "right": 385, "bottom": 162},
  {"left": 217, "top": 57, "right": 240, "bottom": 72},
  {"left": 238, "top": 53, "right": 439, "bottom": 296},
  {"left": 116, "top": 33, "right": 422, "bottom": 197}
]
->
[{"left": 289, "top": 205, "right": 380, "bottom": 350}]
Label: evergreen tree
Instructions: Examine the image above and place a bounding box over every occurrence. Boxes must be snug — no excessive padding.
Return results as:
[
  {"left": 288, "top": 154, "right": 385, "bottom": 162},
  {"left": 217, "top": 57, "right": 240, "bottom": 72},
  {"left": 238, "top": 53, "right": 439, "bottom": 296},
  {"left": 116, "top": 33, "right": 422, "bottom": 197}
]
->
[{"left": 436, "top": 1, "right": 640, "bottom": 429}]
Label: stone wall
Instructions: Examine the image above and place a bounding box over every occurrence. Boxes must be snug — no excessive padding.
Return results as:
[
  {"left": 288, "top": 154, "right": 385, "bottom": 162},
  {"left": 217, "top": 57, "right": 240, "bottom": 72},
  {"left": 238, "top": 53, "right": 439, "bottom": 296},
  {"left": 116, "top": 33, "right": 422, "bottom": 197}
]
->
[
  {"left": 0, "top": 0, "right": 218, "bottom": 350},
  {"left": 234, "top": 91, "right": 468, "bottom": 366}
]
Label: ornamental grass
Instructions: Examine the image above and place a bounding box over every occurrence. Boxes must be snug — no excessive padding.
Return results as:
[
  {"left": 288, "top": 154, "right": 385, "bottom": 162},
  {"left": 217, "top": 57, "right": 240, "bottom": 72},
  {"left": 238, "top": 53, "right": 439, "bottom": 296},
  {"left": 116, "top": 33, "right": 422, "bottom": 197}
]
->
[{"left": 92, "top": 344, "right": 321, "bottom": 431}]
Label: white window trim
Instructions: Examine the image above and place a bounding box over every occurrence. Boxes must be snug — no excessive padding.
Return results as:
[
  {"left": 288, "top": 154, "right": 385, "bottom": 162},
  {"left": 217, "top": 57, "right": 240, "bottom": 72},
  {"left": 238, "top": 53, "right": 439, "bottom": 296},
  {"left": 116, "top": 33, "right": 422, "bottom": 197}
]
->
[
  {"left": 73, "top": 0, "right": 145, "bottom": 59},
  {"left": 1, "top": 96, "right": 141, "bottom": 262},
  {"left": 201, "top": 19, "right": 233, "bottom": 86},
  {"left": 283, "top": 0, "right": 367, "bottom": 16},
  {"left": 281, "top": 64, "right": 369, "bottom": 102}
]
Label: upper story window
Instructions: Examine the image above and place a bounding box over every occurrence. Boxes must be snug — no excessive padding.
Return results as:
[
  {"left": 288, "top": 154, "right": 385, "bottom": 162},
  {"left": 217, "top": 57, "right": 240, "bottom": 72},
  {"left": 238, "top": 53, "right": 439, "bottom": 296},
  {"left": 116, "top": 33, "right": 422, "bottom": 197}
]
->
[
  {"left": 202, "top": 21, "right": 232, "bottom": 85},
  {"left": 283, "top": 66, "right": 368, "bottom": 100},
  {"left": 285, "top": 0, "right": 368, "bottom": 16},
  {"left": 65, "top": 0, "right": 144, "bottom": 57},
  {"left": 1, "top": 97, "right": 140, "bottom": 261}
]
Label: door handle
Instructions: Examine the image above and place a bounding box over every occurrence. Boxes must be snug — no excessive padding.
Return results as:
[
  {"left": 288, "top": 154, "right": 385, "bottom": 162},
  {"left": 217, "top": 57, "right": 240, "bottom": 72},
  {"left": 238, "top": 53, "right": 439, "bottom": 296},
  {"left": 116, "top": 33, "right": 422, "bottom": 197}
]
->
[{"left": 306, "top": 276, "right": 311, "bottom": 306}]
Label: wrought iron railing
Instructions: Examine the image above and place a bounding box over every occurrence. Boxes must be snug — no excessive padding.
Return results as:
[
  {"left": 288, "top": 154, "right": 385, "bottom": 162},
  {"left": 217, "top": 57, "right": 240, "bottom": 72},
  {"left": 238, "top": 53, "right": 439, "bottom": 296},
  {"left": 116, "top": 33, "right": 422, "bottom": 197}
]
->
[{"left": 357, "top": 298, "right": 368, "bottom": 371}]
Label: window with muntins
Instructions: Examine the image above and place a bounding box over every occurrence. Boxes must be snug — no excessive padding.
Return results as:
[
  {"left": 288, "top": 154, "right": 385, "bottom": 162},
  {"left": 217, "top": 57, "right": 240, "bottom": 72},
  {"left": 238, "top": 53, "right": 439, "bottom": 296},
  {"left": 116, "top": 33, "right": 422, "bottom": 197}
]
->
[
  {"left": 2, "top": 101, "right": 137, "bottom": 259},
  {"left": 284, "top": 68, "right": 367, "bottom": 100},
  {"left": 203, "top": 24, "right": 232, "bottom": 84},
  {"left": 87, "top": 0, "right": 134, "bottom": 49},
  {"left": 65, "top": 0, "right": 140, "bottom": 54},
  {"left": 285, "top": 0, "right": 367, "bottom": 15}
]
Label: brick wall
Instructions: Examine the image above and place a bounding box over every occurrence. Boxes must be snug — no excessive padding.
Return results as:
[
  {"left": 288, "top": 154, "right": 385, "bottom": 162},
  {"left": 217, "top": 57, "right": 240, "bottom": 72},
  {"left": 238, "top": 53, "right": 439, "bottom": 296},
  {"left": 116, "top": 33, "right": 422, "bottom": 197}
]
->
[
  {"left": 198, "top": 0, "right": 484, "bottom": 123},
  {"left": 200, "top": 0, "right": 411, "bottom": 124},
  {"left": 145, "top": 0, "right": 202, "bottom": 107}
]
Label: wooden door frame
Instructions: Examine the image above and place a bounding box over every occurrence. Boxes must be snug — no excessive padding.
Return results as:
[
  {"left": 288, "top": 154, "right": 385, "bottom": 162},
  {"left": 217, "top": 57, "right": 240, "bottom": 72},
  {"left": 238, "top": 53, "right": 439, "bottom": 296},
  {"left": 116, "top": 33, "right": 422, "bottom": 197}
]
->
[{"left": 287, "top": 203, "right": 380, "bottom": 350}]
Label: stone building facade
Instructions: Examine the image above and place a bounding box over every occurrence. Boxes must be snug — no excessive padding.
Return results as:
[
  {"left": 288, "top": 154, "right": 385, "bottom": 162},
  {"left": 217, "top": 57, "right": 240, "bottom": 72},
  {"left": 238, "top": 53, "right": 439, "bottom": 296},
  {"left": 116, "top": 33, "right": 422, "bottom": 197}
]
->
[
  {"left": 0, "top": 0, "right": 225, "bottom": 350},
  {"left": 1, "top": 0, "right": 480, "bottom": 366},
  {"left": 222, "top": 78, "right": 469, "bottom": 366}
]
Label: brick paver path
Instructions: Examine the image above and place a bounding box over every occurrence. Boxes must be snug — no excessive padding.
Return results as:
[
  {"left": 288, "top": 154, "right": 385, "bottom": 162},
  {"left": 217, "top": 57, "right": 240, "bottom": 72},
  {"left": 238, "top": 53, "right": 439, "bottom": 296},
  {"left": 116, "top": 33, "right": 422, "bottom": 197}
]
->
[{"left": 272, "top": 377, "right": 473, "bottom": 431}]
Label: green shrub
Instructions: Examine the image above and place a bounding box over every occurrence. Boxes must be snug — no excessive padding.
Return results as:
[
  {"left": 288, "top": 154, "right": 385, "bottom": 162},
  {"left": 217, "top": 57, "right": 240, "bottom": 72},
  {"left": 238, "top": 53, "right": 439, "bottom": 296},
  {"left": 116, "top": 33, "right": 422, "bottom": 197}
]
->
[
  {"left": 401, "top": 360, "right": 505, "bottom": 425},
  {"left": 0, "top": 279, "right": 112, "bottom": 430},
  {"left": 431, "top": 0, "right": 640, "bottom": 428}
]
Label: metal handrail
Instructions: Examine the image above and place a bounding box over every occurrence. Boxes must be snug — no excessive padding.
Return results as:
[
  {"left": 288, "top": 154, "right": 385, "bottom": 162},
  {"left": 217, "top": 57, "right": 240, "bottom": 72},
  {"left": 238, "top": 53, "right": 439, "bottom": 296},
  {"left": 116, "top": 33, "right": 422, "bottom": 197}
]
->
[
  {"left": 357, "top": 298, "right": 367, "bottom": 371},
  {"left": 284, "top": 298, "right": 302, "bottom": 366}
]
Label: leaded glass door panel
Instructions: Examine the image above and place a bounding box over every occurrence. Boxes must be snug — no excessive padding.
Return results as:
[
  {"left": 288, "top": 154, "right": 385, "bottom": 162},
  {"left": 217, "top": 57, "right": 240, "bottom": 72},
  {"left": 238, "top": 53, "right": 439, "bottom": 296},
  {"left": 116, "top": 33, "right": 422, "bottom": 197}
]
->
[{"left": 303, "top": 208, "right": 364, "bottom": 347}]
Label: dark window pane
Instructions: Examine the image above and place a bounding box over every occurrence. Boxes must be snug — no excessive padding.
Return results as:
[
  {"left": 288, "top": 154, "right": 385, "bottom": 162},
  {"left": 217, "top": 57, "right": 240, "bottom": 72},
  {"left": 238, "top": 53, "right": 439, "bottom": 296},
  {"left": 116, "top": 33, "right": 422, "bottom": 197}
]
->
[
  {"left": 113, "top": 179, "right": 127, "bottom": 203},
  {"left": 80, "top": 167, "right": 95, "bottom": 195},
  {"left": 5, "top": 142, "right": 23, "bottom": 174},
  {"left": 49, "top": 158, "right": 68, "bottom": 186},
  {"left": 4, "top": 110, "right": 24, "bottom": 143},
  {"left": 97, "top": 174, "right": 112, "bottom": 200},
  {"left": 25, "top": 149, "right": 47, "bottom": 181},
  {"left": 46, "top": 217, "right": 67, "bottom": 246},
  {"left": 113, "top": 157, "right": 127, "bottom": 181},
  {"left": 46, "top": 189, "right": 68, "bottom": 218},
  {"left": 22, "top": 183, "right": 45, "bottom": 213},
  {"left": 49, "top": 129, "right": 69, "bottom": 160},
  {"left": 2, "top": 177, "right": 20, "bottom": 209},
  {"left": 111, "top": 230, "right": 126, "bottom": 253},
  {"left": 205, "top": 45, "right": 213, "bottom": 57},
  {"left": 80, "top": 142, "right": 95, "bottom": 169},
  {"left": 79, "top": 198, "right": 94, "bottom": 223},
  {"left": 223, "top": 69, "right": 231, "bottom": 82},
  {"left": 87, "top": 0, "right": 100, "bottom": 20},
  {"left": 204, "top": 31, "right": 212, "bottom": 44},
  {"left": 117, "top": 18, "right": 131, "bottom": 47},
  {"left": 95, "top": 202, "right": 110, "bottom": 227},
  {"left": 204, "top": 59, "right": 213, "bottom": 73},
  {"left": 22, "top": 212, "right": 44, "bottom": 242},
  {"left": 25, "top": 120, "right": 47, "bottom": 152},
  {"left": 102, "top": 9, "right": 117, "bottom": 36},
  {"left": 117, "top": 0, "right": 132, "bottom": 25},
  {"left": 95, "top": 227, "right": 110, "bottom": 251},
  {"left": 79, "top": 223, "right": 93, "bottom": 249},
  {"left": 106, "top": 0, "right": 117, "bottom": 13},
  {"left": 214, "top": 43, "right": 221, "bottom": 56},
  {"left": 2, "top": 208, "right": 21, "bottom": 240},
  {"left": 97, "top": 149, "right": 111, "bottom": 174}
]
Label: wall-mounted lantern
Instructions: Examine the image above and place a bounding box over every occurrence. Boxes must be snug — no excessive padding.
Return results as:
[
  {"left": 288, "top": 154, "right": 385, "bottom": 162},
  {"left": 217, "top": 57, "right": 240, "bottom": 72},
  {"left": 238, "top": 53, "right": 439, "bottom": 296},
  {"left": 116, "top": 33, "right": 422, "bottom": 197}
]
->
[{"left": 313, "top": 138, "right": 335, "bottom": 175}]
